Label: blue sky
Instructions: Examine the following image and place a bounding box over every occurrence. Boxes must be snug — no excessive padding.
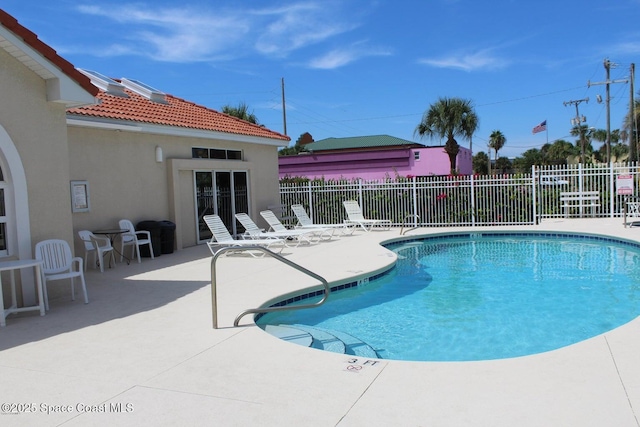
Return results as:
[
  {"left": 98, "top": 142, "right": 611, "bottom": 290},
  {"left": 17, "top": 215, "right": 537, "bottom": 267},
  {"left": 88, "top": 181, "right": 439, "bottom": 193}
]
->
[{"left": 4, "top": 0, "right": 640, "bottom": 158}]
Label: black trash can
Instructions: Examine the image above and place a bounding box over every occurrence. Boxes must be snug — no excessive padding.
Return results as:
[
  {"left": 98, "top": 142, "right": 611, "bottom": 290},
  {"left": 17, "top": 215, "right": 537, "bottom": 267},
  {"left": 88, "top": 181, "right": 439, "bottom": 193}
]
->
[
  {"left": 136, "top": 220, "right": 161, "bottom": 257},
  {"left": 159, "top": 220, "right": 176, "bottom": 254}
]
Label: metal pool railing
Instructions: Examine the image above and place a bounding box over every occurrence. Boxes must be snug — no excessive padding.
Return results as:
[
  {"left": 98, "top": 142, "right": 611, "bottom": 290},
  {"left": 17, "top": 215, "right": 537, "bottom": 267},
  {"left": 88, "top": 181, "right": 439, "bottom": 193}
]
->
[{"left": 209, "top": 245, "right": 330, "bottom": 329}]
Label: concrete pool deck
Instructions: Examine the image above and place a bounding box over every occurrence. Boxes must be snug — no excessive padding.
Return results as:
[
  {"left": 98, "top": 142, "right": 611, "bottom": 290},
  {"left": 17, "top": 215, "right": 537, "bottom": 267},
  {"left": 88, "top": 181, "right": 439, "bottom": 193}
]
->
[{"left": 1, "top": 218, "right": 640, "bottom": 426}]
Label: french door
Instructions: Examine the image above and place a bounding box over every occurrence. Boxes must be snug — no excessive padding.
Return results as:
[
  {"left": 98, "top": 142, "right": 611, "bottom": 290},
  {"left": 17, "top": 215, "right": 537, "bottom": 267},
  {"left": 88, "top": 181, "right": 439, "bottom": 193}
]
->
[{"left": 195, "top": 170, "right": 249, "bottom": 242}]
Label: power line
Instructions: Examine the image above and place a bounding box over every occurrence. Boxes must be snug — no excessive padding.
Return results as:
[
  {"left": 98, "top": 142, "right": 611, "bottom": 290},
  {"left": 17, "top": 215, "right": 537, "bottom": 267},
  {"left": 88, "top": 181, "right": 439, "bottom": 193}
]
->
[
  {"left": 476, "top": 85, "right": 587, "bottom": 108},
  {"left": 588, "top": 59, "right": 629, "bottom": 162},
  {"left": 286, "top": 85, "right": 590, "bottom": 127}
]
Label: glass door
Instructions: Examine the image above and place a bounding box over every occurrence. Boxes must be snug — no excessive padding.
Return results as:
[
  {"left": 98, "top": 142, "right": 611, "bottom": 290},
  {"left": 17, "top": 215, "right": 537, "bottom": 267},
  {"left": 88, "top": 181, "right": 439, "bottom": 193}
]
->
[
  {"left": 233, "top": 171, "right": 249, "bottom": 234},
  {"left": 195, "top": 170, "right": 249, "bottom": 242}
]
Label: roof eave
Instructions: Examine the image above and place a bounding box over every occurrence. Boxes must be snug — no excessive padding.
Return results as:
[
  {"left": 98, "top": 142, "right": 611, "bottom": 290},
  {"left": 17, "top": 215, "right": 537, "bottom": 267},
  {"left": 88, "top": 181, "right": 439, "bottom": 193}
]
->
[
  {"left": 66, "top": 116, "right": 288, "bottom": 146},
  {"left": 0, "top": 10, "right": 97, "bottom": 106}
]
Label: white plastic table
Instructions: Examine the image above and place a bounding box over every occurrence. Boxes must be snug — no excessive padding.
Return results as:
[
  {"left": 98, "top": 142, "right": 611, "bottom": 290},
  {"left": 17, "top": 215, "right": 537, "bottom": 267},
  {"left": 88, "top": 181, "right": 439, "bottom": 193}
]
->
[{"left": 0, "top": 259, "right": 46, "bottom": 326}]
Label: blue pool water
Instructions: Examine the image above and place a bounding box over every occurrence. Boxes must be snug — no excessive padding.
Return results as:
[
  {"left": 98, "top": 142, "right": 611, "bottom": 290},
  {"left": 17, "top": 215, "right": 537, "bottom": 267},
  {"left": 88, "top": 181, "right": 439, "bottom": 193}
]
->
[{"left": 257, "top": 233, "right": 640, "bottom": 361}]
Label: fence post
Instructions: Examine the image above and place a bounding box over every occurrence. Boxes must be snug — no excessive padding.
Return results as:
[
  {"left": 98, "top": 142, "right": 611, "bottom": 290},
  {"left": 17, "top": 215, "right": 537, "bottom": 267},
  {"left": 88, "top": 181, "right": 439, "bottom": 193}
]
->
[
  {"left": 306, "top": 181, "right": 313, "bottom": 218},
  {"left": 578, "top": 163, "right": 585, "bottom": 217},
  {"left": 609, "top": 161, "right": 615, "bottom": 218},
  {"left": 412, "top": 176, "right": 418, "bottom": 226},
  {"left": 358, "top": 179, "right": 363, "bottom": 206},
  {"left": 470, "top": 173, "right": 476, "bottom": 227},
  {"left": 532, "top": 165, "right": 538, "bottom": 224}
]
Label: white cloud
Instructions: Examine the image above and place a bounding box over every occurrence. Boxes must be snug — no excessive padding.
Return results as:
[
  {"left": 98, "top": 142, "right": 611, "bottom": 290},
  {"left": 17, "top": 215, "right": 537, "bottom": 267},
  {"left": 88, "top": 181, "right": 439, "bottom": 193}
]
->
[
  {"left": 252, "top": 2, "right": 358, "bottom": 57},
  {"left": 74, "top": 1, "right": 361, "bottom": 63},
  {"left": 419, "top": 48, "right": 510, "bottom": 72},
  {"left": 308, "top": 43, "right": 392, "bottom": 69},
  {"left": 610, "top": 40, "right": 640, "bottom": 55},
  {"left": 76, "top": 4, "right": 250, "bottom": 62}
]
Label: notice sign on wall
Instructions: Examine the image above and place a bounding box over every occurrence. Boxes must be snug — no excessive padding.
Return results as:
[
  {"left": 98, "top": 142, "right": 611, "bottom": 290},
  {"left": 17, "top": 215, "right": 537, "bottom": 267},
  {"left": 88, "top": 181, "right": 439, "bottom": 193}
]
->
[
  {"left": 617, "top": 174, "right": 634, "bottom": 195},
  {"left": 70, "top": 180, "right": 90, "bottom": 212}
]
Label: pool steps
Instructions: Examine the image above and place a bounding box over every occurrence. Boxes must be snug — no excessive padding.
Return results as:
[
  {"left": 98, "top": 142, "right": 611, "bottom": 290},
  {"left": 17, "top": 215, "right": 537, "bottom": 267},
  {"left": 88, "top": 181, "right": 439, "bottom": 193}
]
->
[
  {"left": 263, "top": 324, "right": 380, "bottom": 358},
  {"left": 262, "top": 324, "right": 313, "bottom": 347}
]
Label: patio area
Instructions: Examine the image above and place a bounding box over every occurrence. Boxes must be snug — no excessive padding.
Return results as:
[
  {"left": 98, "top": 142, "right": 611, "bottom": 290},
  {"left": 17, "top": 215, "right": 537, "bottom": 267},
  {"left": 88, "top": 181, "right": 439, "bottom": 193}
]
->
[{"left": 2, "top": 218, "right": 640, "bottom": 426}]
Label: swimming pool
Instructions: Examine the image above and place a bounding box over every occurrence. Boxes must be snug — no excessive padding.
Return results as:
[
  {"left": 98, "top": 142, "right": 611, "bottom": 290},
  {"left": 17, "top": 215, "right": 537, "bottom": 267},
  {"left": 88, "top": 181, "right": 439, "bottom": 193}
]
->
[{"left": 257, "top": 232, "right": 640, "bottom": 361}]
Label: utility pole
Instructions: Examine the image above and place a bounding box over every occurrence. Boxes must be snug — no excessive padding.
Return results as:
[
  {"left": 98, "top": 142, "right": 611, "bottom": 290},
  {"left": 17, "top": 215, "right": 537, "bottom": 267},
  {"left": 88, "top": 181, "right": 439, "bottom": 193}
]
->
[
  {"left": 630, "top": 64, "right": 637, "bottom": 162},
  {"left": 563, "top": 97, "right": 589, "bottom": 164},
  {"left": 588, "top": 59, "right": 628, "bottom": 163},
  {"left": 281, "top": 77, "right": 287, "bottom": 136}
]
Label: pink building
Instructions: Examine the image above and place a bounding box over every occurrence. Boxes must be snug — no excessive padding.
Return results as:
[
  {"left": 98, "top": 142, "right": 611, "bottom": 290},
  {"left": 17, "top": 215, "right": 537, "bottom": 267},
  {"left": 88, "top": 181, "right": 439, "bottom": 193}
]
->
[{"left": 279, "top": 135, "right": 472, "bottom": 180}]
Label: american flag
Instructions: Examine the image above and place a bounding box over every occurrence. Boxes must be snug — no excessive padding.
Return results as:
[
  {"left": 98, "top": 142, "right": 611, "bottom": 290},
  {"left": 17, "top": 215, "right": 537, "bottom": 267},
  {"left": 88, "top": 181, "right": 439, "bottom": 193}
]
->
[{"left": 532, "top": 120, "right": 547, "bottom": 134}]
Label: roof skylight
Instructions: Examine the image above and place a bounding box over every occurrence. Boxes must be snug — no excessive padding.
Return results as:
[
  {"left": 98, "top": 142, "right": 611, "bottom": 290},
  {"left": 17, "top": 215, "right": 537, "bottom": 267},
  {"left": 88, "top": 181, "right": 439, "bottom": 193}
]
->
[
  {"left": 120, "top": 78, "right": 167, "bottom": 103},
  {"left": 78, "top": 69, "right": 127, "bottom": 97}
]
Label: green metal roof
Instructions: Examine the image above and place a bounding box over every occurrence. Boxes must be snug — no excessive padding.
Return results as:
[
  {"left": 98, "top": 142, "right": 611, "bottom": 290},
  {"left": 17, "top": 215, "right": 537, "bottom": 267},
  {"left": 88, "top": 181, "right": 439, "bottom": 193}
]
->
[{"left": 304, "top": 135, "right": 424, "bottom": 151}]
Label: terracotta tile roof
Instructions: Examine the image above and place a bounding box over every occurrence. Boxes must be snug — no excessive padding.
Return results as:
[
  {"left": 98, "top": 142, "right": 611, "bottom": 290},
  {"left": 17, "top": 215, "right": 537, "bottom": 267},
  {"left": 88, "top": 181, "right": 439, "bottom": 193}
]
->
[
  {"left": 67, "top": 87, "right": 290, "bottom": 142},
  {"left": 0, "top": 9, "right": 98, "bottom": 97}
]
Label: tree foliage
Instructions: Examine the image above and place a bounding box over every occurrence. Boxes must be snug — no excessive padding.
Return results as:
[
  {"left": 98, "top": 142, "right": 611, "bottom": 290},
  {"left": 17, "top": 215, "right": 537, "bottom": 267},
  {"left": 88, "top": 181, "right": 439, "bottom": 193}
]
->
[
  {"left": 279, "top": 132, "right": 313, "bottom": 156},
  {"left": 506, "top": 130, "right": 629, "bottom": 172},
  {"left": 512, "top": 149, "right": 544, "bottom": 173},
  {"left": 488, "top": 130, "right": 506, "bottom": 160},
  {"left": 221, "top": 102, "right": 259, "bottom": 124},
  {"left": 543, "top": 139, "right": 577, "bottom": 164},
  {"left": 472, "top": 151, "right": 490, "bottom": 174},
  {"left": 494, "top": 157, "right": 512, "bottom": 174},
  {"left": 623, "top": 96, "right": 640, "bottom": 162},
  {"left": 610, "top": 142, "right": 629, "bottom": 161},
  {"left": 415, "top": 97, "right": 478, "bottom": 174}
]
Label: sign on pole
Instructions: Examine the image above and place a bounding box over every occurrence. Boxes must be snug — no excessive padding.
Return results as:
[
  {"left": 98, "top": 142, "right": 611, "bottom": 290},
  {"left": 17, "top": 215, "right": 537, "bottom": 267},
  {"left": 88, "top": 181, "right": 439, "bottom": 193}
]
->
[{"left": 617, "top": 174, "right": 634, "bottom": 195}]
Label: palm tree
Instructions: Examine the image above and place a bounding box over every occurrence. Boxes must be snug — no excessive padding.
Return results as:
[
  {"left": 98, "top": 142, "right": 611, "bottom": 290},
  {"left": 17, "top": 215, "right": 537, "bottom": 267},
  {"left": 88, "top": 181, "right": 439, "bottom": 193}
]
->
[
  {"left": 488, "top": 130, "right": 506, "bottom": 173},
  {"left": 623, "top": 97, "right": 640, "bottom": 162},
  {"left": 415, "top": 97, "right": 479, "bottom": 174},
  {"left": 570, "top": 124, "right": 593, "bottom": 163},
  {"left": 221, "top": 102, "right": 259, "bottom": 124},
  {"left": 591, "top": 128, "right": 621, "bottom": 163},
  {"left": 590, "top": 128, "right": 607, "bottom": 152},
  {"left": 611, "top": 142, "right": 630, "bottom": 162}
]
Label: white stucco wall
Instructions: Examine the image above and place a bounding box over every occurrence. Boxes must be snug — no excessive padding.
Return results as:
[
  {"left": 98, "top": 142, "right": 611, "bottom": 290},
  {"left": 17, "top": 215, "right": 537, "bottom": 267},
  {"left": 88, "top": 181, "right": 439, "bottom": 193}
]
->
[
  {"left": 67, "top": 125, "right": 281, "bottom": 251},
  {"left": 0, "top": 47, "right": 77, "bottom": 305},
  {"left": 0, "top": 48, "right": 75, "bottom": 248}
]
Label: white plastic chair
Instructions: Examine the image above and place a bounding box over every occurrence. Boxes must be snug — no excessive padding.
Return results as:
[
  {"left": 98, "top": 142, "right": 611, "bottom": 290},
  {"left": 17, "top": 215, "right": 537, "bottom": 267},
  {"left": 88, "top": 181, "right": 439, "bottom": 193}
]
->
[
  {"left": 119, "top": 219, "right": 154, "bottom": 263},
  {"left": 78, "top": 230, "right": 116, "bottom": 272},
  {"left": 34, "top": 239, "right": 88, "bottom": 310}
]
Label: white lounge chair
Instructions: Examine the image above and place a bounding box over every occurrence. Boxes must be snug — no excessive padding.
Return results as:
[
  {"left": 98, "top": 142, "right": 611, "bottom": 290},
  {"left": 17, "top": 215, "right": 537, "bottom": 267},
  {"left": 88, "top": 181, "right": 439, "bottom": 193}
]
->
[
  {"left": 290, "top": 204, "right": 353, "bottom": 237},
  {"left": 204, "top": 214, "right": 284, "bottom": 256},
  {"left": 259, "top": 210, "right": 326, "bottom": 245},
  {"left": 234, "top": 213, "right": 309, "bottom": 247},
  {"left": 342, "top": 200, "right": 392, "bottom": 231}
]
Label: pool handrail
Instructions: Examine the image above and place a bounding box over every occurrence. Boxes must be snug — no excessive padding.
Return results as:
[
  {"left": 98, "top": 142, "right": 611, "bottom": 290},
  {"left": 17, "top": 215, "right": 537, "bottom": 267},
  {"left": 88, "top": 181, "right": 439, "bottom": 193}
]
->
[
  {"left": 400, "top": 214, "right": 420, "bottom": 235},
  {"left": 210, "top": 245, "right": 331, "bottom": 328}
]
